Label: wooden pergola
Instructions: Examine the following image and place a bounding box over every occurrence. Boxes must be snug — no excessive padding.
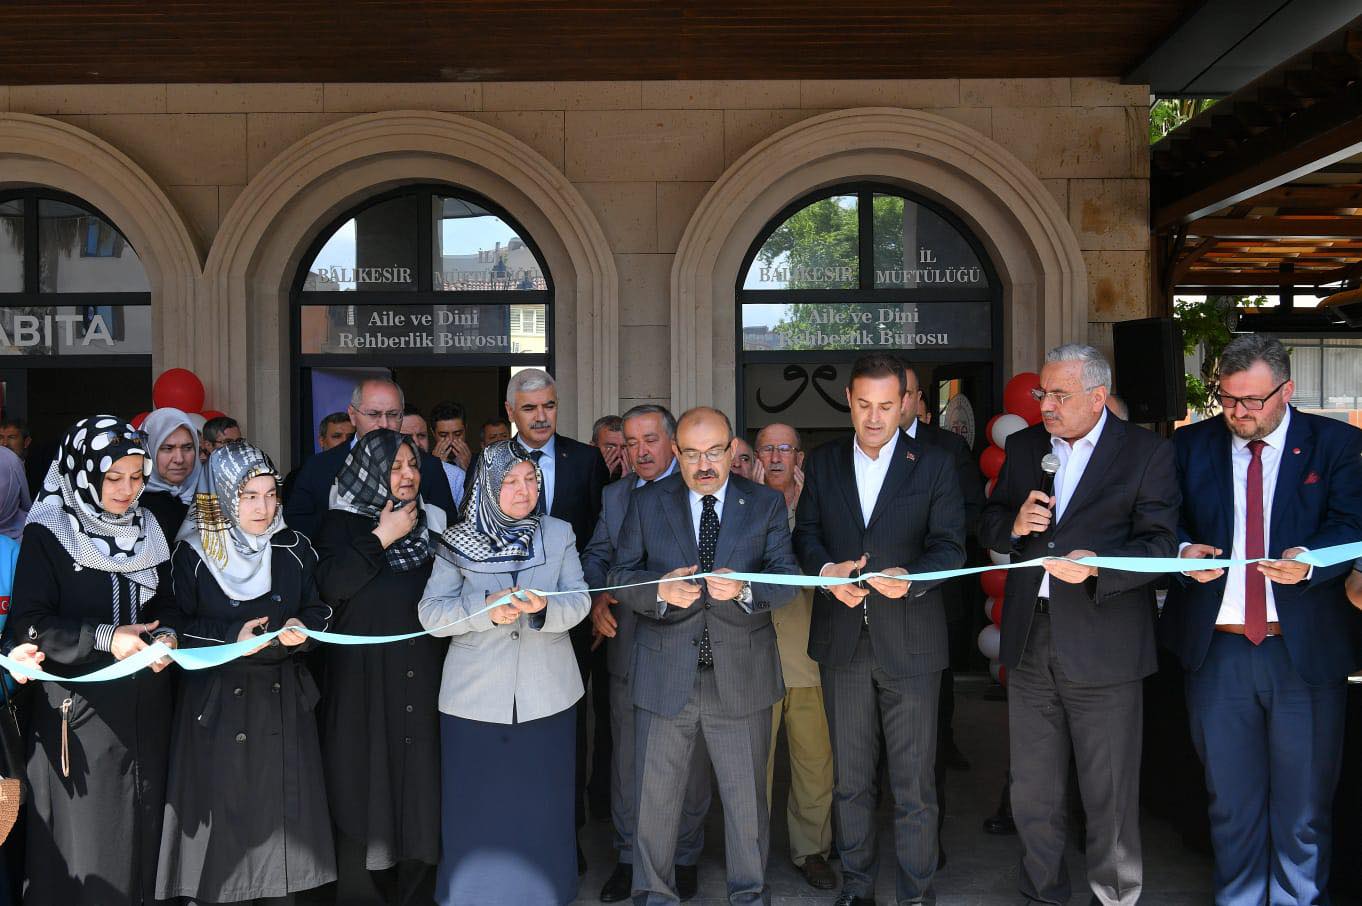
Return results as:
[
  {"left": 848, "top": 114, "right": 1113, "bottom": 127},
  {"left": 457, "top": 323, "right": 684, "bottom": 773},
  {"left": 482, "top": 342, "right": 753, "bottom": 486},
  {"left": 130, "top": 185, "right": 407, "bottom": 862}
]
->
[{"left": 1152, "top": 14, "right": 1362, "bottom": 324}]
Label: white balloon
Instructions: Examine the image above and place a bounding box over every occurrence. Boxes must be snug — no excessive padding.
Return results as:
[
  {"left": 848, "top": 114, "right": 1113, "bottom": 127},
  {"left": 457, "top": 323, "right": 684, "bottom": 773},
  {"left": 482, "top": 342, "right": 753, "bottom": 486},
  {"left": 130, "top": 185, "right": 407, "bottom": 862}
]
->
[
  {"left": 989, "top": 660, "right": 1002, "bottom": 683},
  {"left": 989, "top": 549, "right": 1010, "bottom": 566},
  {"left": 984, "top": 596, "right": 996, "bottom": 621},
  {"left": 187, "top": 412, "right": 207, "bottom": 432},
  {"left": 977, "top": 624, "right": 1001, "bottom": 661},
  {"left": 991, "top": 413, "right": 1028, "bottom": 449}
]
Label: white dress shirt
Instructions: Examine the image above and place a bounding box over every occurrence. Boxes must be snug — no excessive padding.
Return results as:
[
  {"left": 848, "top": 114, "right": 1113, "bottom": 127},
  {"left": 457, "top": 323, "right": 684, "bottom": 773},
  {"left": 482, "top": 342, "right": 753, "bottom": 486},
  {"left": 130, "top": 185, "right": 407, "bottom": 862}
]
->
[
  {"left": 1040, "top": 408, "right": 1108, "bottom": 597},
  {"left": 851, "top": 430, "right": 900, "bottom": 527},
  {"left": 1215, "top": 407, "right": 1293, "bottom": 625},
  {"left": 903, "top": 418, "right": 919, "bottom": 439},
  {"left": 635, "top": 459, "right": 678, "bottom": 489},
  {"left": 517, "top": 434, "right": 557, "bottom": 512}
]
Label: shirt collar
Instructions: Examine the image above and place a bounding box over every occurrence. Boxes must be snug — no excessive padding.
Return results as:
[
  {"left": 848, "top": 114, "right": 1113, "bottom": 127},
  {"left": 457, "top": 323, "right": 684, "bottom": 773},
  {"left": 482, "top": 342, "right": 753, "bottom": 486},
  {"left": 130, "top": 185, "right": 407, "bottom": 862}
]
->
[
  {"left": 903, "top": 418, "right": 918, "bottom": 438},
  {"left": 1231, "top": 406, "right": 1292, "bottom": 453},
  {"left": 689, "top": 478, "right": 729, "bottom": 509},
  {"left": 635, "top": 458, "right": 677, "bottom": 487},
  {"left": 853, "top": 428, "right": 900, "bottom": 465},
  {"left": 517, "top": 433, "right": 556, "bottom": 457},
  {"left": 1050, "top": 407, "right": 1108, "bottom": 452}
]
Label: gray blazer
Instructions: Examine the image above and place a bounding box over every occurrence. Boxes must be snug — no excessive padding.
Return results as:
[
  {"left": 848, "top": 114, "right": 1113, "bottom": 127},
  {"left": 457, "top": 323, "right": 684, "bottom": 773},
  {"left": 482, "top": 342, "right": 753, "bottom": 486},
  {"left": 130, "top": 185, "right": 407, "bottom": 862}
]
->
[
  {"left": 418, "top": 516, "right": 591, "bottom": 724},
  {"left": 581, "top": 474, "right": 644, "bottom": 679},
  {"left": 608, "top": 473, "right": 801, "bottom": 719}
]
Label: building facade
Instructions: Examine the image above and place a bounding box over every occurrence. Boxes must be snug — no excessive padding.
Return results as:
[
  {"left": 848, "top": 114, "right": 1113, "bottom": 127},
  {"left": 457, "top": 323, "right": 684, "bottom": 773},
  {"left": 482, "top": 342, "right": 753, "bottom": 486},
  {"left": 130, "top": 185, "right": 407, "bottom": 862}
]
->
[{"left": 0, "top": 77, "right": 1151, "bottom": 463}]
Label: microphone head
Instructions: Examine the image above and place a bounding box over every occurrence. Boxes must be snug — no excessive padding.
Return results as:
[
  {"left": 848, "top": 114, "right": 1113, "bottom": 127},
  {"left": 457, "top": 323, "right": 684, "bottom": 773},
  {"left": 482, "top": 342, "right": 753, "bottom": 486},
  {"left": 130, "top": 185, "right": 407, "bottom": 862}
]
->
[{"left": 1040, "top": 453, "right": 1061, "bottom": 476}]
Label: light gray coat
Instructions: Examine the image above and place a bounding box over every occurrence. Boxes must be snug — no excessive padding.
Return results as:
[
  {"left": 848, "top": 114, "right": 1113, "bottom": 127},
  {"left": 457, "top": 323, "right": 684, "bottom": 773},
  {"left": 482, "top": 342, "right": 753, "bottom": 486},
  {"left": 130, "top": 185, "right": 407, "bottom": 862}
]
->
[{"left": 418, "top": 515, "right": 591, "bottom": 724}]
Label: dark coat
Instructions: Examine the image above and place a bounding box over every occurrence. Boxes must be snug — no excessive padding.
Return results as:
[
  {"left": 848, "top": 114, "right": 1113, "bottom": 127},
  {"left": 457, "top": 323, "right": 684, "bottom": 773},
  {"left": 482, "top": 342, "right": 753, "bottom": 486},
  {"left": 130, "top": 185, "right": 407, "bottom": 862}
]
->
[
  {"left": 793, "top": 431, "right": 967, "bottom": 677},
  {"left": 4, "top": 522, "right": 174, "bottom": 906},
  {"left": 155, "top": 531, "right": 336, "bottom": 901},
  {"left": 139, "top": 489, "right": 189, "bottom": 548},
  {"left": 979, "top": 417, "right": 1180, "bottom": 685},
  {"left": 313, "top": 509, "right": 447, "bottom": 870}
]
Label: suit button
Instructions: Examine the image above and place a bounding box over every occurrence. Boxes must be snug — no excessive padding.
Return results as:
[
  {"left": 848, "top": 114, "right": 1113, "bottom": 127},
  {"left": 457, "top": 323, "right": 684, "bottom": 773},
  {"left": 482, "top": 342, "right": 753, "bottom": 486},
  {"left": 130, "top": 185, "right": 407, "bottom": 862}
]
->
[
  {"left": 235, "top": 732, "right": 246, "bottom": 743},
  {"left": 232, "top": 687, "right": 243, "bottom": 696},
  {"left": 703, "top": 602, "right": 711, "bottom": 609},
  {"left": 1047, "top": 542, "right": 1055, "bottom": 549},
  {"left": 408, "top": 639, "right": 416, "bottom": 647},
  {"left": 271, "top": 682, "right": 280, "bottom": 693},
  {"left": 511, "top": 631, "right": 520, "bottom": 640},
  {"left": 691, "top": 639, "right": 698, "bottom": 647},
  {"left": 404, "top": 736, "right": 412, "bottom": 745},
  {"left": 406, "top": 670, "right": 415, "bottom": 679},
  {"left": 405, "top": 704, "right": 413, "bottom": 713}
]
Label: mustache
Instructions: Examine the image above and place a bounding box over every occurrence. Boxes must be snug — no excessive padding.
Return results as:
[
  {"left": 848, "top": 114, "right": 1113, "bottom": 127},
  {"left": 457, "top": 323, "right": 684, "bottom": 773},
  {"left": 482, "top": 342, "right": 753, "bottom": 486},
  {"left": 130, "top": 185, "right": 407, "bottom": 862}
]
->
[
  {"left": 693, "top": 469, "right": 718, "bottom": 479},
  {"left": 529, "top": 420, "right": 552, "bottom": 430}
]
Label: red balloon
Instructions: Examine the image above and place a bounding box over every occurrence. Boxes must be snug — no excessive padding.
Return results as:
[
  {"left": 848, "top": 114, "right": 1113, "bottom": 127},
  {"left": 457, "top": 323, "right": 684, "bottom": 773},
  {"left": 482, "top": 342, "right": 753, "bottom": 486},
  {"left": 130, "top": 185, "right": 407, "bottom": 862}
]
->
[
  {"left": 153, "top": 368, "right": 205, "bottom": 413},
  {"left": 984, "top": 413, "right": 1002, "bottom": 445},
  {"left": 980, "top": 569, "right": 1007, "bottom": 599},
  {"left": 990, "top": 597, "right": 1004, "bottom": 626},
  {"left": 200, "top": 409, "right": 227, "bottom": 421},
  {"left": 131, "top": 411, "right": 150, "bottom": 429},
  {"left": 1003, "top": 371, "right": 1042, "bottom": 425},
  {"left": 998, "top": 665, "right": 1008, "bottom": 687},
  {"left": 979, "top": 444, "right": 1006, "bottom": 480}
]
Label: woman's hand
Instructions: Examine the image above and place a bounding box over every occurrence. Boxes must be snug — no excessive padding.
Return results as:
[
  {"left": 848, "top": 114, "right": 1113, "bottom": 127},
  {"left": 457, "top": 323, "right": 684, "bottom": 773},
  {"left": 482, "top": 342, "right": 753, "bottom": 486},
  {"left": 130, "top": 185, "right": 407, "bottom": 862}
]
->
[
  {"left": 278, "top": 618, "right": 309, "bottom": 647},
  {"left": 513, "top": 588, "right": 548, "bottom": 615},
  {"left": 486, "top": 587, "right": 522, "bottom": 625},
  {"left": 373, "top": 500, "right": 419, "bottom": 549},
  {"left": 111, "top": 620, "right": 159, "bottom": 661},
  {"left": 5, "top": 642, "right": 43, "bottom": 683},
  {"left": 235, "top": 616, "right": 271, "bottom": 655}
]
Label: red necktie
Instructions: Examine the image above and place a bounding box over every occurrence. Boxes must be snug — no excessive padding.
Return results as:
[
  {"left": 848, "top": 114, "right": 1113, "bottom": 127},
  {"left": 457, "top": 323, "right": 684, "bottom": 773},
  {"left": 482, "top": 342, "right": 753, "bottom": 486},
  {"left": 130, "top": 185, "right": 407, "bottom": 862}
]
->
[{"left": 1244, "top": 439, "right": 1267, "bottom": 645}]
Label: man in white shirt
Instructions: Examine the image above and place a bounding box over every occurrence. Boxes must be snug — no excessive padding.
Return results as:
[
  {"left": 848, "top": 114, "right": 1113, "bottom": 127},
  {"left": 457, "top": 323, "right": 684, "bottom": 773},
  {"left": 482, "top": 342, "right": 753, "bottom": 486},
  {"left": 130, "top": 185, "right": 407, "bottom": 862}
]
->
[{"left": 979, "top": 344, "right": 1179, "bottom": 906}]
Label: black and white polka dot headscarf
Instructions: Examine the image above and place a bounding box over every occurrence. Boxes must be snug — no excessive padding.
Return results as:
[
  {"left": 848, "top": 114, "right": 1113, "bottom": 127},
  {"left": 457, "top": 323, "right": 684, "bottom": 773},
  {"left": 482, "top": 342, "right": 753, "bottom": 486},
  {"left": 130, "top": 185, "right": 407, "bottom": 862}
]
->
[{"left": 27, "top": 415, "right": 169, "bottom": 591}]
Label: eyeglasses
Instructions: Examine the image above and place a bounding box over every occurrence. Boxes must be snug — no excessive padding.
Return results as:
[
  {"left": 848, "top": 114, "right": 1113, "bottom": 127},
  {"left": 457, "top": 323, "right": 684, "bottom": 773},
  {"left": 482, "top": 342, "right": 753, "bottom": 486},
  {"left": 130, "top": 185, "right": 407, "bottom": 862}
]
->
[
  {"left": 356, "top": 409, "right": 403, "bottom": 422},
  {"left": 678, "top": 445, "right": 730, "bottom": 464},
  {"left": 1214, "top": 380, "right": 1287, "bottom": 412},
  {"left": 1029, "top": 386, "right": 1100, "bottom": 406},
  {"left": 757, "top": 443, "right": 799, "bottom": 456}
]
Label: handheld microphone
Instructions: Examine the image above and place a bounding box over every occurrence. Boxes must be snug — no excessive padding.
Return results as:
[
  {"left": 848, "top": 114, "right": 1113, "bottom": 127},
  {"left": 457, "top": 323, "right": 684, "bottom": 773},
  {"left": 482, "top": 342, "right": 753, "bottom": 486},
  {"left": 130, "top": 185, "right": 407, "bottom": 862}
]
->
[{"left": 1039, "top": 453, "right": 1060, "bottom": 500}]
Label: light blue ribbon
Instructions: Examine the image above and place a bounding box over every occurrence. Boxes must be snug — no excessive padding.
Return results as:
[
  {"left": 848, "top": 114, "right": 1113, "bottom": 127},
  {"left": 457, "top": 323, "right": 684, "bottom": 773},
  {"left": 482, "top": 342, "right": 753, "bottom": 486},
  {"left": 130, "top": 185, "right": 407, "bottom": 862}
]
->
[{"left": 5, "top": 539, "right": 1360, "bottom": 684}]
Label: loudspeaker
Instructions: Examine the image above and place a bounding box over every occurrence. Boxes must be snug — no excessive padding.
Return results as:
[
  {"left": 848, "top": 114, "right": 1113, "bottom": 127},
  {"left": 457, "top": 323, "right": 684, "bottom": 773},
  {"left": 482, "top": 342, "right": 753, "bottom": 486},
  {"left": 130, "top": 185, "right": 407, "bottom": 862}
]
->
[{"left": 1112, "top": 317, "right": 1187, "bottom": 422}]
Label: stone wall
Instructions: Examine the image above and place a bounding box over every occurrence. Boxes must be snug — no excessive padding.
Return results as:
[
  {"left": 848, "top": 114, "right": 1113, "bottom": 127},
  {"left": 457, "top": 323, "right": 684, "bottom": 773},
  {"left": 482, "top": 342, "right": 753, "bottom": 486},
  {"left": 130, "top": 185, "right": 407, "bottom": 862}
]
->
[{"left": 0, "top": 78, "right": 1150, "bottom": 419}]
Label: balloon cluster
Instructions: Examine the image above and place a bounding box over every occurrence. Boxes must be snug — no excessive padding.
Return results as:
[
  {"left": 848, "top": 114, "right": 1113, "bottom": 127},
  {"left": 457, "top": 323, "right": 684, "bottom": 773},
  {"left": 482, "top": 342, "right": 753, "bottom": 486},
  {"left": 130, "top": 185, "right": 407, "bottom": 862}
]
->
[
  {"left": 130, "top": 369, "right": 226, "bottom": 432},
  {"left": 976, "top": 371, "right": 1044, "bottom": 685}
]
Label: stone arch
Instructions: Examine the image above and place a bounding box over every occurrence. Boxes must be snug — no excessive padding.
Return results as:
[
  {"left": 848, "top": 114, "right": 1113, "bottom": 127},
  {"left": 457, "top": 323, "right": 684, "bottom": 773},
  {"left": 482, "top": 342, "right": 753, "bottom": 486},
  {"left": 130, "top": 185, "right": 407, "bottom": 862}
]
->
[
  {"left": 205, "top": 110, "right": 618, "bottom": 459},
  {"left": 670, "top": 107, "right": 1088, "bottom": 414},
  {"left": 0, "top": 113, "right": 203, "bottom": 370}
]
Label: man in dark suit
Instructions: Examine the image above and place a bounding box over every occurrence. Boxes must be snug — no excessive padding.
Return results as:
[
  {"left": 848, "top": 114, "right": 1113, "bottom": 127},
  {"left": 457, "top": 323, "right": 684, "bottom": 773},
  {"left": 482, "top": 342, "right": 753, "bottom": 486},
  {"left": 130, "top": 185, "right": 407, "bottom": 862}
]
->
[
  {"left": 979, "top": 344, "right": 1179, "bottom": 906},
  {"left": 584, "top": 404, "right": 710, "bottom": 903},
  {"left": 898, "top": 362, "right": 985, "bottom": 777},
  {"left": 793, "top": 353, "right": 966, "bottom": 906},
  {"left": 282, "top": 377, "right": 455, "bottom": 538},
  {"left": 610, "top": 406, "right": 800, "bottom": 906},
  {"left": 1165, "top": 333, "right": 1362, "bottom": 904}
]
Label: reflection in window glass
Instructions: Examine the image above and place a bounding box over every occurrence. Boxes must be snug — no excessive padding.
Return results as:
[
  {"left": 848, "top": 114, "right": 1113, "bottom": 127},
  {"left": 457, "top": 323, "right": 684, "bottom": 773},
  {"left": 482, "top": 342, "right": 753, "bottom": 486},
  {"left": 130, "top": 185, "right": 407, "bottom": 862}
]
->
[
  {"left": 0, "top": 200, "right": 21, "bottom": 292},
  {"left": 38, "top": 200, "right": 149, "bottom": 293},
  {"left": 433, "top": 196, "right": 545, "bottom": 291},
  {"left": 1285, "top": 338, "right": 1362, "bottom": 419},
  {"left": 872, "top": 195, "right": 987, "bottom": 289},
  {"left": 0, "top": 305, "right": 150, "bottom": 356},
  {"left": 303, "top": 195, "right": 419, "bottom": 292},
  {"left": 743, "top": 195, "right": 858, "bottom": 290}
]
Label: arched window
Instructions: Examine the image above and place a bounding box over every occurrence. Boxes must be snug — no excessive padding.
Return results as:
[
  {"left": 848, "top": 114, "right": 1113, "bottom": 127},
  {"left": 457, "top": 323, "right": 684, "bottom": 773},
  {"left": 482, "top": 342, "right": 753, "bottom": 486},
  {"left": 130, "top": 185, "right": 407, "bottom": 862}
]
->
[
  {"left": 0, "top": 190, "right": 152, "bottom": 440},
  {"left": 736, "top": 184, "right": 1000, "bottom": 449},
  {"left": 290, "top": 186, "right": 553, "bottom": 459}
]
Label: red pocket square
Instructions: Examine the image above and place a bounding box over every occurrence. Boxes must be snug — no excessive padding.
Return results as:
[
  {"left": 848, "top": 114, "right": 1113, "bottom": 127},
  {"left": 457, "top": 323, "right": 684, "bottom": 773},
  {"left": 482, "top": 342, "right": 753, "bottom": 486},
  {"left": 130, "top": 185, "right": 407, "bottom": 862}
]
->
[{"left": 1304, "top": 471, "right": 1321, "bottom": 485}]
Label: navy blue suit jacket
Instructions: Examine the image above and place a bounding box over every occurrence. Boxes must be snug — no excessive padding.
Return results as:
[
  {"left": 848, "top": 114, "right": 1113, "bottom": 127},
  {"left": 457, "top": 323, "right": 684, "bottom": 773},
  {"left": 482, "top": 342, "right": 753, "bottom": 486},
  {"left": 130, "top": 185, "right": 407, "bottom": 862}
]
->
[
  {"left": 282, "top": 439, "right": 456, "bottom": 540},
  {"left": 1161, "top": 408, "right": 1362, "bottom": 685}
]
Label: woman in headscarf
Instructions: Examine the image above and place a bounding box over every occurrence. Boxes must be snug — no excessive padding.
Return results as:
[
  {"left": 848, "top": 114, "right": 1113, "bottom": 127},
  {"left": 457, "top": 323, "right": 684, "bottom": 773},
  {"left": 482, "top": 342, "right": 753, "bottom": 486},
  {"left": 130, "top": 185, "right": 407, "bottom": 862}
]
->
[
  {"left": 2, "top": 415, "right": 175, "bottom": 906},
  {"left": 313, "top": 428, "right": 448, "bottom": 906},
  {"left": 418, "top": 440, "right": 591, "bottom": 906},
  {"left": 155, "top": 440, "right": 336, "bottom": 905},
  {"left": 138, "top": 408, "right": 203, "bottom": 543},
  {"left": 0, "top": 446, "right": 30, "bottom": 543}
]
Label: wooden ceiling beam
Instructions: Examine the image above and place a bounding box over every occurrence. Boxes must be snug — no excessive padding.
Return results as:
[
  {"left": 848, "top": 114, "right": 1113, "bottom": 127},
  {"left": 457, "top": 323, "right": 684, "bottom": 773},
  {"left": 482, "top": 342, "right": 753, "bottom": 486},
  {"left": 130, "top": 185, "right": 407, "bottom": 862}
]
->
[{"left": 1187, "top": 216, "right": 1362, "bottom": 238}]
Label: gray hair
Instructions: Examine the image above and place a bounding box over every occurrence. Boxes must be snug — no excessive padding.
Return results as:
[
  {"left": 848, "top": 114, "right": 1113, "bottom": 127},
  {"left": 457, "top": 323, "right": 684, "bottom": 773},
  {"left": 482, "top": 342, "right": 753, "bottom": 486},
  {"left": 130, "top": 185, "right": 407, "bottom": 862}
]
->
[
  {"left": 591, "top": 415, "right": 623, "bottom": 439},
  {"left": 1044, "top": 343, "right": 1112, "bottom": 392},
  {"left": 350, "top": 378, "right": 404, "bottom": 410},
  {"left": 1218, "top": 333, "right": 1290, "bottom": 383},
  {"left": 505, "top": 368, "right": 556, "bottom": 407},
  {"left": 754, "top": 422, "right": 801, "bottom": 450},
  {"left": 621, "top": 404, "right": 677, "bottom": 438}
]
